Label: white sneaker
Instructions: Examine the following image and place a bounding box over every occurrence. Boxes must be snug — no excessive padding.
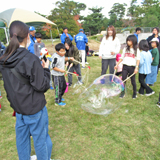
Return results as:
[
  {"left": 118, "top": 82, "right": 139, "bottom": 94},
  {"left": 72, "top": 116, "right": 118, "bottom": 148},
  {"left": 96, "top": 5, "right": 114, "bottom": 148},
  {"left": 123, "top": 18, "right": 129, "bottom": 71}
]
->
[
  {"left": 78, "top": 81, "right": 83, "bottom": 85},
  {"left": 85, "top": 62, "right": 89, "bottom": 64},
  {"left": 145, "top": 91, "right": 155, "bottom": 96}
]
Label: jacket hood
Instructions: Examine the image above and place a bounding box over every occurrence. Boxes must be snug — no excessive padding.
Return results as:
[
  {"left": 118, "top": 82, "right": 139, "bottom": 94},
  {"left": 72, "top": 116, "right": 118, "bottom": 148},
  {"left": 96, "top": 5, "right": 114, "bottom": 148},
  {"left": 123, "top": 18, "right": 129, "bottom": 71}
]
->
[{"left": 0, "top": 47, "right": 27, "bottom": 68}]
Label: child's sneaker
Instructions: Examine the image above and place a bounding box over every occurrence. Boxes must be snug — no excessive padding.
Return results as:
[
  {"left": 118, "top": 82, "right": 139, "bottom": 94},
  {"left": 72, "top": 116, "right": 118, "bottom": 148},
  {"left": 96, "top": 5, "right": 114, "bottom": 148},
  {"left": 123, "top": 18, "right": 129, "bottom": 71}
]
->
[
  {"left": 157, "top": 102, "right": 160, "bottom": 108},
  {"left": 145, "top": 91, "right": 155, "bottom": 96},
  {"left": 119, "top": 91, "right": 125, "bottom": 98},
  {"left": 55, "top": 102, "right": 66, "bottom": 106},
  {"left": 78, "top": 81, "right": 83, "bottom": 85},
  {"left": 0, "top": 96, "right": 2, "bottom": 99},
  {"left": 61, "top": 98, "right": 65, "bottom": 101},
  {"left": 132, "top": 94, "right": 137, "bottom": 99}
]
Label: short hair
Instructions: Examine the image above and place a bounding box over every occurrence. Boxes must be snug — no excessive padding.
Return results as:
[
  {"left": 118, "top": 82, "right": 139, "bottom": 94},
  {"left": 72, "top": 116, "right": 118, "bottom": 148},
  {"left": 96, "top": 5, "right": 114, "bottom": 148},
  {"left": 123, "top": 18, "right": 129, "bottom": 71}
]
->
[
  {"left": 35, "top": 33, "right": 42, "bottom": 38},
  {"left": 139, "top": 40, "right": 149, "bottom": 52},
  {"left": 63, "top": 27, "right": 68, "bottom": 31},
  {"left": 136, "top": 27, "right": 141, "bottom": 32},
  {"left": 152, "top": 27, "right": 159, "bottom": 33},
  {"left": 154, "top": 41, "right": 159, "bottom": 47},
  {"left": 55, "top": 43, "right": 65, "bottom": 51}
]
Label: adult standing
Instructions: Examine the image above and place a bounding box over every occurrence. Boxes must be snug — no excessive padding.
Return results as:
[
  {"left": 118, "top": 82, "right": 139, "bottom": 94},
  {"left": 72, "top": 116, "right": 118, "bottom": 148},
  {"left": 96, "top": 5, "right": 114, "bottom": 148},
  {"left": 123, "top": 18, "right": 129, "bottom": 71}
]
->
[
  {"left": 147, "top": 27, "right": 160, "bottom": 71},
  {"left": 28, "top": 26, "right": 37, "bottom": 54},
  {"left": 0, "top": 21, "right": 52, "bottom": 160},
  {"left": 134, "top": 27, "right": 141, "bottom": 43},
  {"left": 61, "top": 27, "right": 73, "bottom": 44},
  {"left": 75, "top": 29, "right": 88, "bottom": 68},
  {"left": 99, "top": 25, "right": 120, "bottom": 75}
]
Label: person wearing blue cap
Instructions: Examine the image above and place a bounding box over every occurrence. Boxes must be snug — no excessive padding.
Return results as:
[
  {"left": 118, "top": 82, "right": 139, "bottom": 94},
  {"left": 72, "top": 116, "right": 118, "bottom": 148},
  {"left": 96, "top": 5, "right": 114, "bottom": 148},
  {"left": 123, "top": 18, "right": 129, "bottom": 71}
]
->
[
  {"left": 61, "top": 27, "right": 73, "bottom": 44},
  {"left": 28, "top": 26, "right": 37, "bottom": 54},
  {"left": 75, "top": 29, "right": 88, "bottom": 68}
]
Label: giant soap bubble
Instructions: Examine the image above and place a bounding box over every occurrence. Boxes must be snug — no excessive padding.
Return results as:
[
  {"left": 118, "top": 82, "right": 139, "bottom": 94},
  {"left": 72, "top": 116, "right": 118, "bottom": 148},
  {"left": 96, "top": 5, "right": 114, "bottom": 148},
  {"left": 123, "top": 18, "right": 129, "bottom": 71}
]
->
[{"left": 79, "top": 74, "right": 125, "bottom": 116}]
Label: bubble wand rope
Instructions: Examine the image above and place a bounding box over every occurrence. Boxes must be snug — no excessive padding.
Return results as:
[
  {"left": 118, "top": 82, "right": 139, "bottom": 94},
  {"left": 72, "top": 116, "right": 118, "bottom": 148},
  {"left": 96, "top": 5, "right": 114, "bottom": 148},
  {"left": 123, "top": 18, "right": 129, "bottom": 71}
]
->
[
  {"left": 67, "top": 71, "right": 82, "bottom": 77},
  {"left": 122, "top": 73, "right": 135, "bottom": 83},
  {"left": 111, "top": 69, "right": 116, "bottom": 82},
  {"left": 66, "top": 63, "right": 73, "bottom": 75},
  {"left": 73, "top": 59, "right": 89, "bottom": 67}
]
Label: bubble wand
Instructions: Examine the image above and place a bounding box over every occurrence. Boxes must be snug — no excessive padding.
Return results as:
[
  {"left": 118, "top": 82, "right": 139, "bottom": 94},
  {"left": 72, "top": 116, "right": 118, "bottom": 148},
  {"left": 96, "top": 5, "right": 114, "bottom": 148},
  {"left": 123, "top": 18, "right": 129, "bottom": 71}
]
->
[
  {"left": 111, "top": 69, "right": 116, "bottom": 82},
  {"left": 122, "top": 73, "right": 135, "bottom": 83}
]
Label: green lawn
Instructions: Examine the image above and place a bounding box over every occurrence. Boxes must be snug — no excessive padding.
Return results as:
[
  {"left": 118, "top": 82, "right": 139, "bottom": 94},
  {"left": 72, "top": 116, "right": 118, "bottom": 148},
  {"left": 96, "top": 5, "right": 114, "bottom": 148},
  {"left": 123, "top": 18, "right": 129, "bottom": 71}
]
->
[{"left": 1, "top": 54, "right": 160, "bottom": 159}]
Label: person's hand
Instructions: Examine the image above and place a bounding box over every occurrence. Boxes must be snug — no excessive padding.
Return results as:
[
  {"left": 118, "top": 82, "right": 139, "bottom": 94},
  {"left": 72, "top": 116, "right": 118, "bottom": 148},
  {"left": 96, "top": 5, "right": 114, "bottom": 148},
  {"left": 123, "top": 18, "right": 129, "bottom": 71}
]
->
[
  {"left": 42, "top": 59, "right": 49, "bottom": 68},
  {"left": 111, "top": 52, "right": 115, "bottom": 55},
  {"left": 62, "top": 70, "right": 66, "bottom": 73},
  {"left": 99, "top": 56, "right": 102, "bottom": 59},
  {"left": 114, "top": 65, "right": 118, "bottom": 70},
  {"left": 70, "top": 57, "right": 74, "bottom": 61},
  {"left": 134, "top": 67, "right": 138, "bottom": 74},
  {"left": 66, "top": 33, "right": 69, "bottom": 37}
]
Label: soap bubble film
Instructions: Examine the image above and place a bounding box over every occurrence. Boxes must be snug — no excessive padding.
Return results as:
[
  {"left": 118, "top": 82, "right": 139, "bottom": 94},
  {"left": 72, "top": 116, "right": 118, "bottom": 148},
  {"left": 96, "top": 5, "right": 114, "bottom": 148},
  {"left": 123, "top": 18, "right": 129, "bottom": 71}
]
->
[{"left": 79, "top": 74, "right": 125, "bottom": 116}]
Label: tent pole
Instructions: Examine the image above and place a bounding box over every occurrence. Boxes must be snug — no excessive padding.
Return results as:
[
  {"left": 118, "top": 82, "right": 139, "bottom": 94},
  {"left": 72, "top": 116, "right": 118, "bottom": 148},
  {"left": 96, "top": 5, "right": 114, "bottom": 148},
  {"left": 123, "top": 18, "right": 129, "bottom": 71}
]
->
[{"left": 4, "top": 27, "right": 9, "bottom": 45}]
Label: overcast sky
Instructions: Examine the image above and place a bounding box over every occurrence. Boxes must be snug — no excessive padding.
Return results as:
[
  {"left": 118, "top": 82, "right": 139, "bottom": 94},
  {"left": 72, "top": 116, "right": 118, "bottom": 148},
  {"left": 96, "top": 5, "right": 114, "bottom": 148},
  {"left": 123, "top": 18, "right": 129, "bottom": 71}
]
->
[{"left": 0, "top": 0, "right": 142, "bottom": 18}]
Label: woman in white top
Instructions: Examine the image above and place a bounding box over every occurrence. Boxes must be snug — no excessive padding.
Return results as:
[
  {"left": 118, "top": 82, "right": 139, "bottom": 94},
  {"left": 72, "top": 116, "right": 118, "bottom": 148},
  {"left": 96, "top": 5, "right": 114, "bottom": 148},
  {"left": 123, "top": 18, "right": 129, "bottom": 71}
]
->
[{"left": 99, "top": 25, "right": 120, "bottom": 75}]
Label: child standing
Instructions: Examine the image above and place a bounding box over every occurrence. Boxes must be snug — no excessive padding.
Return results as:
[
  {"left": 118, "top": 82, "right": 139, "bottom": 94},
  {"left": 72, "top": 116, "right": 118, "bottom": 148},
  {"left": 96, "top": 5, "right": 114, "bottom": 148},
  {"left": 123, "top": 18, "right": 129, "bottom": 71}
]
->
[
  {"left": 138, "top": 40, "right": 154, "bottom": 96},
  {"left": 51, "top": 43, "right": 67, "bottom": 106},
  {"left": 146, "top": 38, "right": 159, "bottom": 86},
  {"left": 115, "top": 35, "right": 140, "bottom": 99},
  {"left": 115, "top": 53, "right": 123, "bottom": 76},
  {"left": 34, "top": 33, "right": 45, "bottom": 57}
]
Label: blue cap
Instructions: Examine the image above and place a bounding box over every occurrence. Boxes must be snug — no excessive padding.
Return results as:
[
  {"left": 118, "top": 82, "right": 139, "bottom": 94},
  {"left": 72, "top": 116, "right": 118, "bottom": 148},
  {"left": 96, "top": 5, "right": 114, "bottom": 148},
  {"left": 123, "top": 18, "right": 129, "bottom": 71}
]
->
[
  {"left": 29, "top": 26, "right": 35, "bottom": 31},
  {"left": 79, "top": 29, "right": 84, "bottom": 32}
]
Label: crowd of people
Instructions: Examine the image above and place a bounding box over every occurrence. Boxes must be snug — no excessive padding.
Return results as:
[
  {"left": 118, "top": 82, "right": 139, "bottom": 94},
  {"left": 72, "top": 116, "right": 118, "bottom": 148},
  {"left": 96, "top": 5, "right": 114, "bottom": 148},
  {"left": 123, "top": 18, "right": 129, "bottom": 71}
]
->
[
  {"left": 0, "top": 20, "right": 160, "bottom": 159},
  {"left": 99, "top": 25, "right": 160, "bottom": 100}
]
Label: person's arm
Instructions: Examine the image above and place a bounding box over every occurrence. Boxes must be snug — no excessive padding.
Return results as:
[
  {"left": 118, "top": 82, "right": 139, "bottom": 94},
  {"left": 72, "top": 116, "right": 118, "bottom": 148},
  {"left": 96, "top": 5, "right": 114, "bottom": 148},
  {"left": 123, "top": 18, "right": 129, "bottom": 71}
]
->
[
  {"left": 114, "top": 59, "right": 123, "bottom": 70},
  {"left": 84, "top": 35, "right": 88, "bottom": 43},
  {"left": 52, "top": 57, "right": 65, "bottom": 73},
  {"left": 134, "top": 49, "right": 140, "bottom": 74},
  {"left": 69, "top": 34, "right": 73, "bottom": 41}
]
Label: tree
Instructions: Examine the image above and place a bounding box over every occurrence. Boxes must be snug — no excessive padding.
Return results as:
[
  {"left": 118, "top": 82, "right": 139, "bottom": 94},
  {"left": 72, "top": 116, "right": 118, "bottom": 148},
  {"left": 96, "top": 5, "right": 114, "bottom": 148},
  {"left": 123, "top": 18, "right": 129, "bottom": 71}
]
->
[
  {"left": 108, "top": 3, "right": 127, "bottom": 27},
  {"left": 82, "top": 7, "right": 104, "bottom": 35},
  {"left": 48, "top": 0, "right": 86, "bottom": 37}
]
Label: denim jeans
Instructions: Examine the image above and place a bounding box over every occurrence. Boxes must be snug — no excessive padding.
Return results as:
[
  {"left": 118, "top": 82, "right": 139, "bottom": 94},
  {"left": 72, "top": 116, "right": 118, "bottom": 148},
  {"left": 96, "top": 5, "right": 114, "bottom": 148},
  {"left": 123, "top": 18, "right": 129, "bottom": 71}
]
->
[{"left": 16, "top": 106, "right": 52, "bottom": 160}]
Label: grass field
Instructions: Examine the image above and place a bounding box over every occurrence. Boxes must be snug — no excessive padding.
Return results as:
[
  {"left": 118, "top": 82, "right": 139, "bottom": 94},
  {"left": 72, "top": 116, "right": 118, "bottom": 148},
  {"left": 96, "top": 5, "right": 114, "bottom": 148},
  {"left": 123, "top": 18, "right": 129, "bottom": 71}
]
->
[{"left": 0, "top": 42, "right": 160, "bottom": 160}]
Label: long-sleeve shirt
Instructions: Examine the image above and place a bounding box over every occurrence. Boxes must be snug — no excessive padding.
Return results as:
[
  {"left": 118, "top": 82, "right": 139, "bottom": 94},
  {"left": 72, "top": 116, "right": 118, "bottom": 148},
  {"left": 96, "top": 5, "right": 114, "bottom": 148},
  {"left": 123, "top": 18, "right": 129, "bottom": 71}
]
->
[
  {"left": 139, "top": 50, "right": 152, "bottom": 74},
  {"left": 61, "top": 33, "right": 73, "bottom": 44},
  {"left": 99, "top": 36, "right": 120, "bottom": 59},
  {"left": 121, "top": 48, "right": 140, "bottom": 66}
]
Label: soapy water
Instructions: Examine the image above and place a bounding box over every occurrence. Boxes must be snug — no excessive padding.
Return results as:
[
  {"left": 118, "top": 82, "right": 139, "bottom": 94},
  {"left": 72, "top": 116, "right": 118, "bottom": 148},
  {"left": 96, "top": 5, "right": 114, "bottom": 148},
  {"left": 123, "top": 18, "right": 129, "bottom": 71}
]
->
[{"left": 78, "top": 74, "right": 125, "bottom": 116}]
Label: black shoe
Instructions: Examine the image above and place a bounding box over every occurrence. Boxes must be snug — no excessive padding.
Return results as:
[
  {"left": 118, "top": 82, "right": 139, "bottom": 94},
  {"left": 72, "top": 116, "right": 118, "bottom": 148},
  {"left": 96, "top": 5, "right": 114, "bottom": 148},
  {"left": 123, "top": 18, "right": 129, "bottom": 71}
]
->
[
  {"left": 149, "top": 84, "right": 154, "bottom": 86},
  {"left": 68, "top": 84, "right": 72, "bottom": 87},
  {"left": 119, "top": 91, "right": 125, "bottom": 98},
  {"left": 132, "top": 94, "right": 137, "bottom": 99}
]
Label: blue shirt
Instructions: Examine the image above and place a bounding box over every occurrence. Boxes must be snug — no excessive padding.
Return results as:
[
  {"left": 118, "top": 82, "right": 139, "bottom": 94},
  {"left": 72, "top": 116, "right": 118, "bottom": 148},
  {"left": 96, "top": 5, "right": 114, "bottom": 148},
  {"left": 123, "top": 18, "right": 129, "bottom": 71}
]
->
[
  {"left": 134, "top": 33, "right": 138, "bottom": 42},
  {"left": 61, "top": 33, "right": 73, "bottom": 44},
  {"left": 75, "top": 32, "right": 88, "bottom": 50},
  {"left": 139, "top": 50, "right": 152, "bottom": 74},
  {"left": 28, "top": 35, "right": 36, "bottom": 54}
]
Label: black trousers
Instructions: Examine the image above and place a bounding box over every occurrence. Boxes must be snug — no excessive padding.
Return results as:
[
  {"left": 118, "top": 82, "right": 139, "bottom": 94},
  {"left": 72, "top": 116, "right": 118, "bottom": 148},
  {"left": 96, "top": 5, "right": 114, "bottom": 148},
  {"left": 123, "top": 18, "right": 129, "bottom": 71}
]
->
[
  {"left": 67, "top": 64, "right": 81, "bottom": 85},
  {"left": 101, "top": 58, "right": 116, "bottom": 75},
  {"left": 138, "top": 73, "right": 153, "bottom": 94},
  {"left": 52, "top": 75, "right": 66, "bottom": 103},
  {"left": 122, "top": 65, "right": 136, "bottom": 95}
]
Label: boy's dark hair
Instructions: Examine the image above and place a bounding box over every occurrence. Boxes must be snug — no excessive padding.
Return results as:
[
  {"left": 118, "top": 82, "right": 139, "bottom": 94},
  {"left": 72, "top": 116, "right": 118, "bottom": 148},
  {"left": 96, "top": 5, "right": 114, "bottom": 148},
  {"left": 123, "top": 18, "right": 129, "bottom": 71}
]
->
[
  {"left": 139, "top": 40, "right": 149, "bottom": 52},
  {"left": 63, "top": 27, "right": 68, "bottom": 31},
  {"left": 35, "top": 33, "right": 42, "bottom": 38},
  {"left": 152, "top": 27, "right": 159, "bottom": 33},
  {"left": 154, "top": 41, "right": 159, "bottom": 47},
  {"left": 136, "top": 27, "right": 141, "bottom": 32},
  {"left": 55, "top": 43, "right": 65, "bottom": 51},
  {"left": 126, "top": 35, "right": 137, "bottom": 55}
]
